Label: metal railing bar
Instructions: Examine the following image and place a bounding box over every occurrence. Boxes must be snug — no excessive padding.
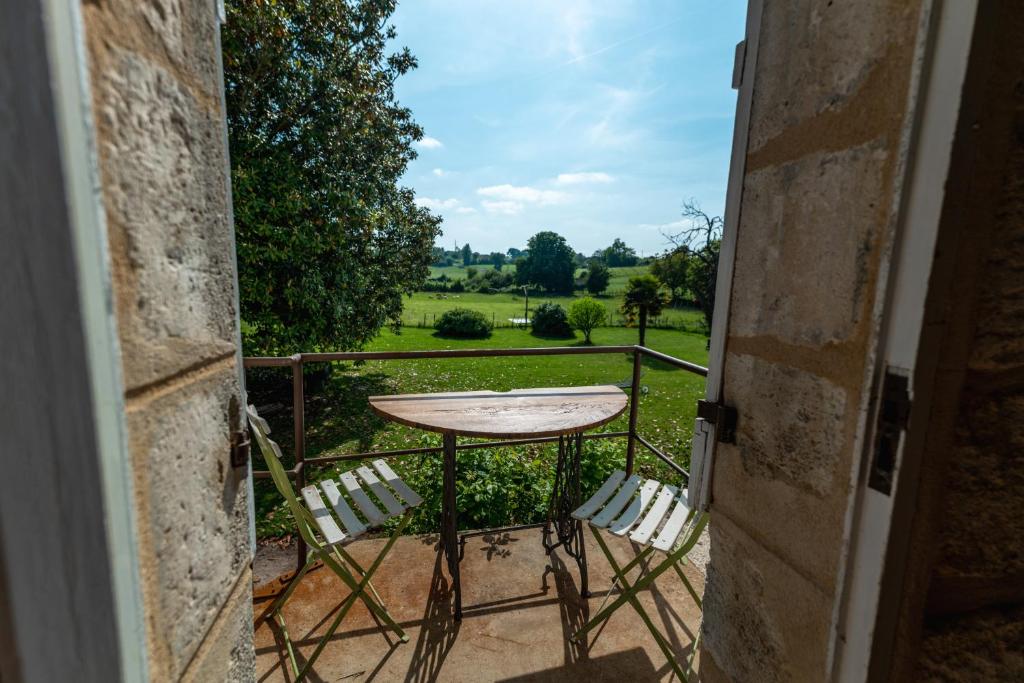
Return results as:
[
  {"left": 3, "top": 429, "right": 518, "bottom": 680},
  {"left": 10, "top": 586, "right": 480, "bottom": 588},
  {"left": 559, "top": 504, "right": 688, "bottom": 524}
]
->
[
  {"left": 243, "top": 345, "right": 638, "bottom": 367},
  {"left": 635, "top": 434, "right": 690, "bottom": 479},
  {"left": 634, "top": 346, "right": 709, "bottom": 376},
  {"left": 297, "top": 431, "right": 630, "bottom": 467}
]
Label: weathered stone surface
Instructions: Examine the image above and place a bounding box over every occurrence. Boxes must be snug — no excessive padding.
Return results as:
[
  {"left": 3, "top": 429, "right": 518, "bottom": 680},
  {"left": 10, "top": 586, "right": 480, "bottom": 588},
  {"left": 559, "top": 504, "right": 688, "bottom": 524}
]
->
[
  {"left": 917, "top": 604, "right": 1024, "bottom": 681},
  {"left": 181, "top": 572, "right": 256, "bottom": 683},
  {"left": 701, "top": 517, "right": 832, "bottom": 683},
  {"left": 96, "top": 47, "right": 237, "bottom": 390},
  {"left": 721, "top": 352, "right": 849, "bottom": 497},
  {"left": 749, "top": 0, "right": 920, "bottom": 153},
  {"left": 729, "top": 143, "right": 888, "bottom": 349},
  {"left": 127, "top": 365, "right": 250, "bottom": 680}
]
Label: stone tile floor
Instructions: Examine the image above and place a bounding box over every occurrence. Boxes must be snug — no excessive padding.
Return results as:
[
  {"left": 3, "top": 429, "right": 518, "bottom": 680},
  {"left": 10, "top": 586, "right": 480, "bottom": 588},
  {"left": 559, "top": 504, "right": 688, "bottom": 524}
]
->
[{"left": 254, "top": 529, "right": 704, "bottom": 682}]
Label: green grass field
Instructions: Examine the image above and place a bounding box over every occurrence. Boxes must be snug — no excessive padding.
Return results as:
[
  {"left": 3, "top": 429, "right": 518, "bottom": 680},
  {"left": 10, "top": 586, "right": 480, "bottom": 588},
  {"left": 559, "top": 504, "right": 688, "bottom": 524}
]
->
[
  {"left": 248, "top": 326, "right": 708, "bottom": 538},
  {"left": 427, "top": 264, "right": 648, "bottom": 295},
  {"left": 400, "top": 291, "right": 703, "bottom": 329}
]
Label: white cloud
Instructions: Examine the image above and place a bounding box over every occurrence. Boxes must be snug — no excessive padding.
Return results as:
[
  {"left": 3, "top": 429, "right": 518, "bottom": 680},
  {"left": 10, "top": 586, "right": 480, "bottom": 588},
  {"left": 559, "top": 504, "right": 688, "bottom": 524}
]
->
[
  {"left": 556, "top": 172, "right": 614, "bottom": 185},
  {"left": 476, "top": 184, "right": 568, "bottom": 205},
  {"left": 455, "top": 206, "right": 478, "bottom": 214},
  {"left": 415, "top": 197, "right": 460, "bottom": 211},
  {"left": 416, "top": 136, "right": 444, "bottom": 150},
  {"left": 481, "top": 200, "right": 523, "bottom": 215},
  {"left": 431, "top": 168, "right": 447, "bottom": 177},
  {"left": 637, "top": 219, "right": 686, "bottom": 233}
]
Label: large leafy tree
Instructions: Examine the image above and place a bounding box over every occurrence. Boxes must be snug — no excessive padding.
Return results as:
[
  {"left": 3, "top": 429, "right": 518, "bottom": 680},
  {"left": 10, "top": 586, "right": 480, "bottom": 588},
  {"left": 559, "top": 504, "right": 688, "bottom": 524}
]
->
[
  {"left": 518, "top": 231, "right": 575, "bottom": 293},
  {"left": 650, "top": 247, "right": 690, "bottom": 303},
  {"left": 585, "top": 260, "right": 611, "bottom": 295},
  {"left": 602, "top": 238, "right": 639, "bottom": 267},
  {"left": 223, "top": 0, "right": 441, "bottom": 354}
]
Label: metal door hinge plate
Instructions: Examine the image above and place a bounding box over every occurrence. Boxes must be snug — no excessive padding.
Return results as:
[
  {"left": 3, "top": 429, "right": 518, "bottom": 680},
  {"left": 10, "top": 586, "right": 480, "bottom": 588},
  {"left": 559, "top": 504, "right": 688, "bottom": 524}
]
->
[
  {"left": 697, "top": 399, "right": 738, "bottom": 443},
  {"left": 230, "top": 429, "right": 251, "bottom": 468},
  {"left": 868, "top": 369, "right": 911, "bottom": 495}
]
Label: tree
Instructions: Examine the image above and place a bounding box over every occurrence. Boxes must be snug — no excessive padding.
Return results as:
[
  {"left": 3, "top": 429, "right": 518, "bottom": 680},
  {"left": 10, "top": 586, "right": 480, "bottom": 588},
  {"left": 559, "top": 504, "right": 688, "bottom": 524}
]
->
[
  {"left": 520, "top": 231, "right": 575, "bottom": 293},
  {"left": 568, "top": 297, "right": 607, "bottom": 344},
  {"left": 223, "top": 0, "right": 440, "bottom": 355},
  {"left": 461, "top": 243, "right": 474, "bottom": 266},
  {"left": 585, "top": 261, "right": 611, "bottom": 295},
  {"left": 490, "top": 252, "right": 506, "bottom": 270},
  {"left": 621, "top": 274, "right": 670, "bottom": 346},
  {"left": 507, "top": 247, "right": 523, "bottom": 260},
  {"left": 602, "top": 238, "right": 639, "bottom": 267},
  {"left": 663, "top": 200, "right": 723, "bottom": 332},
  {"left": 650, "top": 247, "right": 690, "bottom": 302}
]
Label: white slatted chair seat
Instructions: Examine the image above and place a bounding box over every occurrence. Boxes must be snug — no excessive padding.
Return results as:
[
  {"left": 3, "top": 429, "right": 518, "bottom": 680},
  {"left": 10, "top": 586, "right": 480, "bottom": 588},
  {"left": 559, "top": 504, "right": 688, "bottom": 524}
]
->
[
  {"left": 573, "top": 469, "right": 696, "bottom": 553},
  {"left": 570, "top": 468, "right": 708, "bottom": 680},
  {"left": 301, "top": 458, "right": 423, "bottom": 547}
]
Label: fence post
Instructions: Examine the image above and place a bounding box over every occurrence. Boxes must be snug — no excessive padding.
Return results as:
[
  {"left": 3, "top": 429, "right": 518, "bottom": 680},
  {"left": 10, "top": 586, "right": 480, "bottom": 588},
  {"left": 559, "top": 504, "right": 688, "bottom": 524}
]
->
[
  {"left": 291, "top": 355, "right": 306, "bottom": 574},
  {"left": 625, "top": 348, "right": 643, "bottom": 476}
]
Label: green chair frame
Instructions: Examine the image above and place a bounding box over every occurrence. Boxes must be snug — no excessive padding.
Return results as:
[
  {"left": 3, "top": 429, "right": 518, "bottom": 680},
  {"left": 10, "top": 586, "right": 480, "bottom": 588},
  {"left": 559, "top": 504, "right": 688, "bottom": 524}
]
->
[
  {"left": 248, "top": 405, "right": 414, "bottom": 681},
  {"left": 570, "top": 471, "right": 709, "bottom": 680}
]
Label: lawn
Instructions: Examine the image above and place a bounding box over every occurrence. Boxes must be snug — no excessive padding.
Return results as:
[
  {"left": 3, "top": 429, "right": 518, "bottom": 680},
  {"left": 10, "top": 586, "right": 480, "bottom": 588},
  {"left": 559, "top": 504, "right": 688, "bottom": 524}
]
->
[
  {"left": 247, "top": 326, "right": 709, "bottom": 538},
  {"left": 399, "top": 290, "right": 703, "bottom": 330},
  {"left": 427, "top": 264, "right": 648, "bottom": 295}
]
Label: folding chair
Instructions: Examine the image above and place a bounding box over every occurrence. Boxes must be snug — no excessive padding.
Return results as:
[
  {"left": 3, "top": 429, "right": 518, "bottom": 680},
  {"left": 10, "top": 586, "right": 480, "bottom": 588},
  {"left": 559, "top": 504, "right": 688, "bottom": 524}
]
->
[
  {"left": 570, "top": 470, "right": 709, "bottom": 680},
  {"left": 247, "top": 405, "right": 423, "bottom": 681}
]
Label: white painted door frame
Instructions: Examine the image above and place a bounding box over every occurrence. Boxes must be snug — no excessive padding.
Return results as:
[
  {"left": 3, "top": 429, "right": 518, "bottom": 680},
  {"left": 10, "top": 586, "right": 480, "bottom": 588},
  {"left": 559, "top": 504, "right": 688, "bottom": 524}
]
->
[
  {"left": 689, "top": 0, "right": 763, "bottom": 512},
  {"left": 829, "top": 1, "right": 979, "bottom": 680}
]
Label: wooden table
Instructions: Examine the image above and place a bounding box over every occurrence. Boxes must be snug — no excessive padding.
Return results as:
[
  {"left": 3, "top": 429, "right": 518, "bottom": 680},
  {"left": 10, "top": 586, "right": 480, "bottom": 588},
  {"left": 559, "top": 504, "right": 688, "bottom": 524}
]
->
[{"left": 369, "top": 385, "right": 628, "bottom": 620}]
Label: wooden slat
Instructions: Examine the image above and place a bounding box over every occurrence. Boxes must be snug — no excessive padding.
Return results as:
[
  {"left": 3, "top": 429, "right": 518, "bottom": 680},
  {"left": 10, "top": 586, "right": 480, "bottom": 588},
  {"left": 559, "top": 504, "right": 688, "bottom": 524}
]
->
[
  {"left": 573, "top": 470, "right": 627, "bottom": 520},
  {"left": 319, "top": 479, "right": 366, "bottom": 537},
  {"left": 652, "top": 494, "right": 692, "bottom": 552},
  {"left": 629, "top": 484, "right": 678, "bottom": 545},
  {"left": 339, "top": 471, "right": 387, "bottom": 525},
  {"left": 591, "top": 475, "right": 643, "bottom": 528},
  {"left": 356, "top": 466, "right": 406, "bottom": 516},
  {"left": 609, "top": 479, "right": 661, "bottom": 536},
  {"left": 246, "top": 404, "right": 272, "bottom": 436},
  {"left": 371, "top": 459, "right": 422, "bottom": 507},
  {"left": 300, "top": 485, "right": 346, "bottom": 546}
]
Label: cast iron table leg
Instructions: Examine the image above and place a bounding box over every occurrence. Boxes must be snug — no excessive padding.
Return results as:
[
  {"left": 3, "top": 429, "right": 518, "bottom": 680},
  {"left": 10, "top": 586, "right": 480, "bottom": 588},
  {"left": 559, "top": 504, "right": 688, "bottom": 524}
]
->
[
  {"left": 442, "top": 431, "right": 462, "bottom": 620},
  {"left": 542, "top": 432, "right": 589, "bottom": 597}
]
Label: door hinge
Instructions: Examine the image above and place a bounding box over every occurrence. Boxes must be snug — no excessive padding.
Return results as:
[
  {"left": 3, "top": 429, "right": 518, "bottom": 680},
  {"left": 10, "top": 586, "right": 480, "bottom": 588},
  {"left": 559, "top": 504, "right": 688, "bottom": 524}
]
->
[
  {"left": 697, "top": 399, "right": 738, "bottom": 444},
  {"left": 230, "top": 429, "right": 251, "bottom": 469},
  {"left": 732, "top": 39, "right": 747, "bottom": 89},
  {"left": 868, "top": 369, "right": 911, "bottom": 495}
]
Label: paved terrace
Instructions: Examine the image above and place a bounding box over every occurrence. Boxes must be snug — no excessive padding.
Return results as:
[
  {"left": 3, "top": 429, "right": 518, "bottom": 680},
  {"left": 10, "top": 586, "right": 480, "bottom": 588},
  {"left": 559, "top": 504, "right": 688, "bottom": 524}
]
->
[{"left": 254, "top": 528, "right": 706, "bottom": 682}]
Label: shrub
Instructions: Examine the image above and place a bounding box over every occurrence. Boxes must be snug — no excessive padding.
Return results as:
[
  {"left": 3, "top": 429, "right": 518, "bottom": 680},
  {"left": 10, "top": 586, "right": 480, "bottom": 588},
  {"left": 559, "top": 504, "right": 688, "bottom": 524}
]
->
[
  {"left": 449, "top": 279, "right": 465, "bottom": 293},
  {"left": 531, "top": 302, "right": 573, "bottom": 337},
  {"left": 568, "top": 297, "right": 607, "bottom": 344},
  {"left": 435, "top": 308, "right": 493, "bottom": 338}
]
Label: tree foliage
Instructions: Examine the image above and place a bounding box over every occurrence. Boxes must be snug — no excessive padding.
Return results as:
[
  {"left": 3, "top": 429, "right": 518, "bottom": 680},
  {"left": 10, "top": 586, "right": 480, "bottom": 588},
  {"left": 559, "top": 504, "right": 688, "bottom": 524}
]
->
[
  {"left": 621, "top": 274, "right": 670, "bottom": 346},
  {"left": 517, "top": 231, "right": 575, "bottom": 293},
  {"left": 650, "top": 248, "right": 690, "bottom": 302},
  {"left": 601, "top": 238, "right": 639, "bottom": 267},
  {"left": 223, "top": 0, "right": 441, "bottom": 355},
  {"left": 531, "top": 302, "right": 573, "bottom": 338},
  {"left": 435, "top": 308, "right": 492, "bottom": 338},
  {"left": 663, "top": 200, "right": 723, "bottom": 332},
  {"left": 585, "top": 261, "right": 611, "bottom": 295},
  {"left": 568, "top": 297, "right": 607, "bottom": 344}
]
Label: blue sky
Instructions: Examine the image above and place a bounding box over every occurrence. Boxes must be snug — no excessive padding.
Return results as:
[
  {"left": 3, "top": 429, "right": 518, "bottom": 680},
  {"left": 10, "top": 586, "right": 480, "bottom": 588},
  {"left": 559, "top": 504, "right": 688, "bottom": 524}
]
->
[{"left": 391, "top": 0, "right": 747, "bottom": 257}]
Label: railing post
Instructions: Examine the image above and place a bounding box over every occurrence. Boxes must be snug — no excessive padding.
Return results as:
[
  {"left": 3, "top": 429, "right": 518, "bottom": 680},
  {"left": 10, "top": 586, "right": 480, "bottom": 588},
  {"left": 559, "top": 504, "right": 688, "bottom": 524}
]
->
[
  {"left": 625, "top": 347, "right": 643, "bottom": 476},
  {"left": 291, "top": 354, "right": 306, "bottom": 573}
]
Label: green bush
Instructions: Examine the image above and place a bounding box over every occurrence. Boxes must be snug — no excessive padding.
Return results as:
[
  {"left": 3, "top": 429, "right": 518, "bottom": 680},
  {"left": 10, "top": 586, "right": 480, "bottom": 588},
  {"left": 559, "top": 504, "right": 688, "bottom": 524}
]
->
[
  {"left": 568, "top": 297, "right": 607, "bottom": 344},
  {"left": 531, "top": 302, "right": 573, "bottom": 337},
  {"left": 435, "top": 307, "right": 493, "bottom": 338}
]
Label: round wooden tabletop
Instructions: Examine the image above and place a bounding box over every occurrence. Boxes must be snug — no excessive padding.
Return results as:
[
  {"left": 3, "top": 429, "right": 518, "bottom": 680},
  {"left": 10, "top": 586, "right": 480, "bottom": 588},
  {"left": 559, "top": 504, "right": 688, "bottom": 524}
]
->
[{"left": 368, "top": 385, "right": 628, "bottom": 439}]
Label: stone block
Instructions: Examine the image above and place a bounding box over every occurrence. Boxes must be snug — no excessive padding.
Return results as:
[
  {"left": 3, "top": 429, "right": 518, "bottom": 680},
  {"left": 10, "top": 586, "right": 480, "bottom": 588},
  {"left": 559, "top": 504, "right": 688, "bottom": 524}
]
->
[
  {"left": 96, "top": 47, "right": 237, "bottom": 390},
  {"left": 721, "top": 352, "right": 849, "bottom": 497},
  {"left": 88, "top": 0, "right": 224, "bottom": 103},
  {"left": 729, "top": 142, "right": 888, "bottom": 349},
  {"left": 701, "top": 516, "right": 833, "bottom": 683},
  {"left": 749, "top": 0, "right": 920, "bottom": 153},
  {"left": 181, "top": 571, "right": 256, "bottom": 683},
  {"left": 126, "top": 365, "right": 250, "bottom": 680}
]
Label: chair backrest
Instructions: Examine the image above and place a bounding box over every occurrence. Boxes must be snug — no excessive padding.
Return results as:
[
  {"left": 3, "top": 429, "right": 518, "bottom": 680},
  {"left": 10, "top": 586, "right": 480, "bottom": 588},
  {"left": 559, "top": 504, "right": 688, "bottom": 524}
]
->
[{"left": 246, "top": 404, "right": 323, "bottom": 549}]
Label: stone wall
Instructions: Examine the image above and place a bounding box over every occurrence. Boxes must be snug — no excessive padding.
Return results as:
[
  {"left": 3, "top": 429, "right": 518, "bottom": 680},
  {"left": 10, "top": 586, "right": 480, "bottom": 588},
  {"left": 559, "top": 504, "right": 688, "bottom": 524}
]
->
[
  {"left": 700, "top": 1, "right": 927, "bottom": 680},
  {"left": 80, "top": 0, "right": 254, "bottom": 680}
]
